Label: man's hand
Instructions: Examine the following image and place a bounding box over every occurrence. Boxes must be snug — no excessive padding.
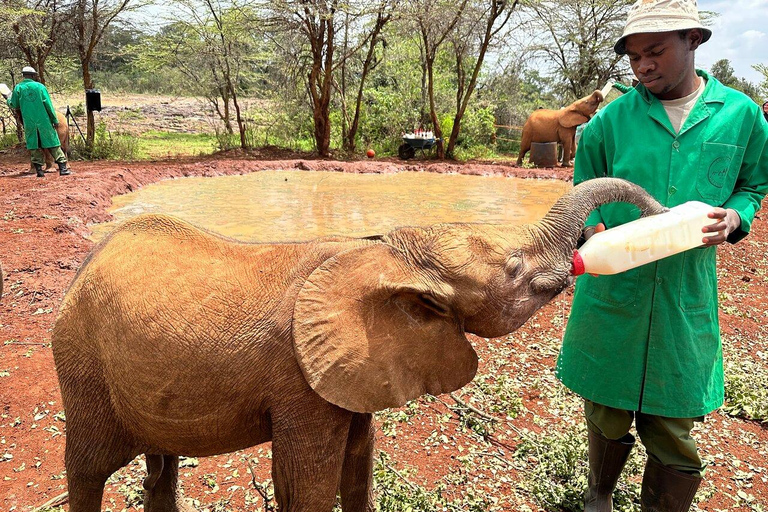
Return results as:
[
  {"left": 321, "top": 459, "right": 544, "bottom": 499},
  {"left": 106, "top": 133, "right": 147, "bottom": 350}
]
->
[
  {"left": 702, "top": 208, "right": 740, "bottom": 246},
  {"left": 583, "top": 223, "right": 606, "bottom": 241}
]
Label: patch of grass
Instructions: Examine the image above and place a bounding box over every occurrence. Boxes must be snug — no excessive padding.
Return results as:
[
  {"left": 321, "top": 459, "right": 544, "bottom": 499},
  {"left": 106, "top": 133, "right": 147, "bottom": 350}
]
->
[
  {"left": 136, "top": 130, "right": 216, "bottom": 159},
  {"left": 373, "top": 451, "right": 493, "bottom": 512},
  {"left": 0, "top": 132, "right": 20, "bottom": 150},
  {"left": 513, "top": 422, "right": 643, "bottom": 512},
  {"left": 70, "top": 121, "right": 137, "bottom": 160}
]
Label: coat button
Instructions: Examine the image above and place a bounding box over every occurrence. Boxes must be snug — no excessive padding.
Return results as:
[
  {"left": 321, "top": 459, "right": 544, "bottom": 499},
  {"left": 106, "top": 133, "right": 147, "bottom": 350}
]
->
[
  {"left": 656, "top": 277, "right": 663, "bottom": 284},
  {"left": 669, "top": 186, "right": 677, "bottom": 195},
  {"left": 672, "top": 141, "right": 680, "bottom": 149}
]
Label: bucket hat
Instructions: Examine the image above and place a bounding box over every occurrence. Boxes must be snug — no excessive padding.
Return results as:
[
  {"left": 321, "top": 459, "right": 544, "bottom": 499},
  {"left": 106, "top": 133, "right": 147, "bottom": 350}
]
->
[{"left": 614, "top": 0, "right": 712, "bottom": 55}]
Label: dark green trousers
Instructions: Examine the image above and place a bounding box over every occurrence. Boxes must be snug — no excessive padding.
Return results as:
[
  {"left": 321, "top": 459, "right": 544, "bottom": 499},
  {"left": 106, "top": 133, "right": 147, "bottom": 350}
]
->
[
  {"left": 585, "top": 400, "right": 705, "bottom": 477},
  {"left": 30, "top": 146, "right": 66, "bottom": 166}
]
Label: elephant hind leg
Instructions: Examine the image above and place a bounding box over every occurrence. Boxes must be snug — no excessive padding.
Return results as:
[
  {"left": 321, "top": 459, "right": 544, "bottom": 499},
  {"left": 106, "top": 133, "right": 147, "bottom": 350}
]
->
[
  {"left": 64, "top": 429, "right": 138, "bottom": 512},
  {"left": 143, "top": 455, "right": 196, "bottom": 512},
  {"left": 339, "top": 413, "right": 376, "bottom": 512},
  {"left": 60, "top": 364, "right": 140, "bottom": 511}
]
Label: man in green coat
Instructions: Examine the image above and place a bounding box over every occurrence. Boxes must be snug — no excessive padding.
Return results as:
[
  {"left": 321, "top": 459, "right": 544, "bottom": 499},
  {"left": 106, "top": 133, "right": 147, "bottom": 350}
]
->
[
  {"left": 6, "top": 67, "right": 71, "bottom": 178},
  {"left": 557, "top": 0, "right": 768, "bottom": 510}
]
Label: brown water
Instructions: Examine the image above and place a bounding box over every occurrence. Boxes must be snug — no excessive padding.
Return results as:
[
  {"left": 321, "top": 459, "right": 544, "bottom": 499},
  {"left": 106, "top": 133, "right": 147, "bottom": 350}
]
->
[{"left": 89, "top": 170, "right": 570, "bottom": 243}]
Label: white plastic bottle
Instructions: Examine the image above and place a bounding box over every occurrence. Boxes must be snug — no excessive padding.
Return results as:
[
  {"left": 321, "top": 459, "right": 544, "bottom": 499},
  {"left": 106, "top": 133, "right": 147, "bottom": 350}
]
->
[{"left": 571, "top": 201, "right": 715, "bottom": 276}]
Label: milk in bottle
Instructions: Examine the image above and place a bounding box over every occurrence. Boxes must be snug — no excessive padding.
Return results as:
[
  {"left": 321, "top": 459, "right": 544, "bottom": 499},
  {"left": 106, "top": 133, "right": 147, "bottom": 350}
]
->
[{"left": 571, "top": 201, "right": 715, "bottom": 275}]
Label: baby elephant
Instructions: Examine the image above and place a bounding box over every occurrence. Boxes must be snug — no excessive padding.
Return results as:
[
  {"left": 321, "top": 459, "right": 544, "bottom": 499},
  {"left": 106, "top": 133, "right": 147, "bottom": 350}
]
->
[
  {"left": 52, "top": 177, "right": 663, "bottom": 512},
  {"left": 517, "top": 89, "right": 604, "bottom": 167}
]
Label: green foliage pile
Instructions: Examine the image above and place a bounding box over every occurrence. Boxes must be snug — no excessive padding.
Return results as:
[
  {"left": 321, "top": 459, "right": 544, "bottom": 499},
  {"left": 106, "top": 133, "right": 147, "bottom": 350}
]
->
[{"left": 723, "top": 338, "right": 768, "bottom": 422}]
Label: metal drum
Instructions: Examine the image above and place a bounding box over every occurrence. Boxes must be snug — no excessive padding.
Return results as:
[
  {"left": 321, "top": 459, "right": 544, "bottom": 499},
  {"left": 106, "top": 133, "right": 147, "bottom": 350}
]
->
[{"left": 530, "top": 141, "right": 558, "bottom": 167}]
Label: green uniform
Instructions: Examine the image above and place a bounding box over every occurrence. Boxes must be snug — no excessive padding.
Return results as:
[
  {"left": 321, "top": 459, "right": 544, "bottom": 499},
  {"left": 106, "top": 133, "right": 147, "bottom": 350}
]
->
[
  {"left": 8, "top": 78, "right": 61, "bottom": 150},
  {"left": 557, "top": 70, "right": 768, "bottom": 418}
]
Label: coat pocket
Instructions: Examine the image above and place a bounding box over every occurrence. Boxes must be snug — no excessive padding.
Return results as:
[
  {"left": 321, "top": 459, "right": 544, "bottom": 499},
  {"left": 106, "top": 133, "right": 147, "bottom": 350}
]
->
[
  {"left": 678, "top": 247, "right": 716, "bottom": 311},
  {"left": 695, "top": 142, "right": 745, "bottom": 204},
  {"left": 582, "top": 268, "right": 641, "bottom": 307}
]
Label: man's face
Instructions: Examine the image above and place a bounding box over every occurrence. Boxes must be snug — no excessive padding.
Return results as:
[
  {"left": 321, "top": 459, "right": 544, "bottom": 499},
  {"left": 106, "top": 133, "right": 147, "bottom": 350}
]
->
[
  {"left": 763, "top": 102, "right": 768, "bottom": 114},
  {"left": 624, "top": 30, "right": 701, "bottom": 100}
]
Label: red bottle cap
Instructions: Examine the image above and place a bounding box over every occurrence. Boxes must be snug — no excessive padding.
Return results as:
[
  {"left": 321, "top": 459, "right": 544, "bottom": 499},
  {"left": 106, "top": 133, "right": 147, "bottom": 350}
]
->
[{"left": 571, "top": 249, "right": 585, "bottom": 276}]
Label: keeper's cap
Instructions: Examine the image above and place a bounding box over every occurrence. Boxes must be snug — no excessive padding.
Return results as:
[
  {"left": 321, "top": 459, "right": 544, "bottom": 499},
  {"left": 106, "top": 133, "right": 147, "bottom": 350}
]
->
[{"left": 614, "top": 0, "right": 711, "bottom": 55}]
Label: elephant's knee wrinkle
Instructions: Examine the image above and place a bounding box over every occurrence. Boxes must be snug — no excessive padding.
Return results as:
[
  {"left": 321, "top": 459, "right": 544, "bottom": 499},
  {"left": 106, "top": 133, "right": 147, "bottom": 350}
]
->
[{"left": 143, "top": 454, "right": 165, "bottom": 491}]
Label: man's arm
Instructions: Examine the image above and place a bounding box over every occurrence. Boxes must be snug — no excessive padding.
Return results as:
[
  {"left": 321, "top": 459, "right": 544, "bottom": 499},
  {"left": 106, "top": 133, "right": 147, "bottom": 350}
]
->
[{"left": 718, "top": 111, "right": 768, "bottom": 244}]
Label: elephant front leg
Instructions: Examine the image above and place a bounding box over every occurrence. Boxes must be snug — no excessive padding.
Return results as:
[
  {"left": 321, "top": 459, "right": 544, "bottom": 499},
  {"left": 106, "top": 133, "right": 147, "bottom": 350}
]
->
[
  {"left": 517, "top": 130, "right": 532, "bottom": 166},
  {"left": 143, "top": 454, "right": 197, "bottom": 512},
  {"left": 271, "top": 403, "right": 353, "bottom": 512},
  {"left": 561, "top": 134, "right": 575, "bottom": 167},
  {"left": 340, "top": 413, "right": 376, "bottom": 511}
]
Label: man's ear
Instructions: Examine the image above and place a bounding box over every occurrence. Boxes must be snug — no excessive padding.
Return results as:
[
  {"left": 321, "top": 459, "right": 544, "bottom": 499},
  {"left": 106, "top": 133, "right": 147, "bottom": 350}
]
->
[{"left": 688, "top": 29, "right": 703, "bottom": 51}]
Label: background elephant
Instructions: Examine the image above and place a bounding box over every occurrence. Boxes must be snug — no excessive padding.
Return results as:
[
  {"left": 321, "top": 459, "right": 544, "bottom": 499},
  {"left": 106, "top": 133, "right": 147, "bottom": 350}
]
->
[
  {"left": 52, "top": 177, "right": 664, "bottom": 512},
  {"left": 42, "top": 111, "right": 69, "bottom": 170},
  {"left": 517, "top": 89, "right": 604, "bottom": 167}
]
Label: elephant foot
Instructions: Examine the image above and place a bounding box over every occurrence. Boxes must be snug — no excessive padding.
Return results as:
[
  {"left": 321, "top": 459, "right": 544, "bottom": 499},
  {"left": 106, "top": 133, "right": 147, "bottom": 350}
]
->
[{"left": 144, "top": 492, "right": 198, "bottom": 512}]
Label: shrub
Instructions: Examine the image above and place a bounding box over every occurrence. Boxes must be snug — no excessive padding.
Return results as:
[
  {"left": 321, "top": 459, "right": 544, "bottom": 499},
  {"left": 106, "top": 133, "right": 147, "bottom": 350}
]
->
[
  {"left": 71, "top": 121, "right": 137, "bottom": 160},
  {"left": 0, "top": 133, "right": 19, "bottom": 151}
]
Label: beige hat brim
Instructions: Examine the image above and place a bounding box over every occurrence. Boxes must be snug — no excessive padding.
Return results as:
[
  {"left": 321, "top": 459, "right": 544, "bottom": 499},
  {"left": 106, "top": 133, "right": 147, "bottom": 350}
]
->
[{"left": 615, "top": 22, "right": 711, "bottom": 54}]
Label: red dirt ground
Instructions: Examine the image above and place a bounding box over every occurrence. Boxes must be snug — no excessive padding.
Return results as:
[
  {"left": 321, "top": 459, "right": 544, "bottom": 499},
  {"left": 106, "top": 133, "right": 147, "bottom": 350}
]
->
[{"left": 0, "top": 150, "right": 765, "bottom": 511}]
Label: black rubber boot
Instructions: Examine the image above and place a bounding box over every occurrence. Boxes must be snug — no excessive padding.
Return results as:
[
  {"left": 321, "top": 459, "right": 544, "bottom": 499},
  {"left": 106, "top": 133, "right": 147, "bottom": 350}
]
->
[
  {"left": 34, "top": 163, "right": 45, "bottom": 178},
  {"left": 58, "top": 161, "right": 71, "bottom": 176},
  {"left": 585, "top": 430, "right": 635, "bottom": 512},
  {"left": 640, "top": 458, "right": 701, "bottom": 512}
]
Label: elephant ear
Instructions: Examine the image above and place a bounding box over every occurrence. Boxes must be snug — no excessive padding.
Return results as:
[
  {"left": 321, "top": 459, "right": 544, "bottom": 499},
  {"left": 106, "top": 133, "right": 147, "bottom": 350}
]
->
[
  {"left": 560, "top": 108, "right": 589, "bottom": 128},
  {"left": 293, "top": 244, "right": 478, "bottom": 413}
]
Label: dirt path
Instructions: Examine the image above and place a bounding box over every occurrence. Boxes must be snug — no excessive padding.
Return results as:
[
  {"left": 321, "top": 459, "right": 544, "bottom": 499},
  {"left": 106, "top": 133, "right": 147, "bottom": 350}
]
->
[{"left": 0, "top": 153, "right": 765, "bottom": 511}]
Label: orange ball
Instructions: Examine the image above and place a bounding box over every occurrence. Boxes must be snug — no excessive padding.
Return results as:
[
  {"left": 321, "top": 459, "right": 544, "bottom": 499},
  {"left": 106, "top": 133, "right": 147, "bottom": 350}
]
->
[{"left": 366, "top": 149, "right": 375, "bottom": 159}]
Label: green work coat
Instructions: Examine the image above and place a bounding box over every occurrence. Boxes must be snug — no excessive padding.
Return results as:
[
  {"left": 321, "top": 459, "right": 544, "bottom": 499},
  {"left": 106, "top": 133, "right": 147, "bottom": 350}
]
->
[
  {"left": 7, "top": 78, "right": 61, "bottom": 150},
  {"left": 557, "top": 70, "right": 768, "bottom": 418}
]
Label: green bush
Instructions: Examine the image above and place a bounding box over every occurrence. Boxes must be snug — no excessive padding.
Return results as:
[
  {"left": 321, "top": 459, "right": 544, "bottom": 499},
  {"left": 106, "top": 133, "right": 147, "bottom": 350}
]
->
[
  {"left": 71, "top": 121, "right": 137, "bottom": 160},
  {"left": 0, "top": 133, "right": 19, "bottom": 151}
]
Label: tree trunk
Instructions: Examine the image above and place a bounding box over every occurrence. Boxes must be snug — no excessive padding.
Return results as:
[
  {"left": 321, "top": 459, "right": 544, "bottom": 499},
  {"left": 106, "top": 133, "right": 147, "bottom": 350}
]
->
[
  {"left": 231, "top": 87, "right": 246, "bottom": 149},
  {"left": 426, "top": 57, "right": 444, "bottom": 159},
  {"left": 82, "top": 61, "right": 95, "bottom": 148},
  {"left": 344, "top": 9, "right": 389, "bottom": 153}
]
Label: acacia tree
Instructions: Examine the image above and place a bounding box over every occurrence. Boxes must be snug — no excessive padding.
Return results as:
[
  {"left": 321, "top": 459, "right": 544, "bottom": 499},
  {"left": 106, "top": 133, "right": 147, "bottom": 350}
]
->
[
  {"left": 406, "top": 0, "right": 468, "bottom": 159},
  {"left": 710, "top": 59, "right": 761, "bottom": 102},
  {"left": 754, "top": 64, "right": 768, "bottom": 98},
  {"left": 525, "top": 0, "right": 631, "bottom": 99},
  {"left": 445, "top": 0, "right": 517, "bottom": 157},
  {"left": 139, "top": 0, "right": 256, "bottom": 148},
  {"left": 338, "top": 1, "right": 395, "bottom": 152},
  {"left": 68, "top": 0, "right": 141, "bottom": 148},
  {"left": 8, "top": 0, "right": 69, "bottom": 85},
  {"left": 265, "top": 0, "right": 392, "bottom": 156}
]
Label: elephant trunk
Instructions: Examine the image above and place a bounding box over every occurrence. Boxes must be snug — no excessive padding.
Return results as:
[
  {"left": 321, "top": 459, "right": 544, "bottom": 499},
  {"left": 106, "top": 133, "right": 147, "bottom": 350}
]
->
[{"left": 535, "top": 177, "right": 666, "bottom": 259}]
